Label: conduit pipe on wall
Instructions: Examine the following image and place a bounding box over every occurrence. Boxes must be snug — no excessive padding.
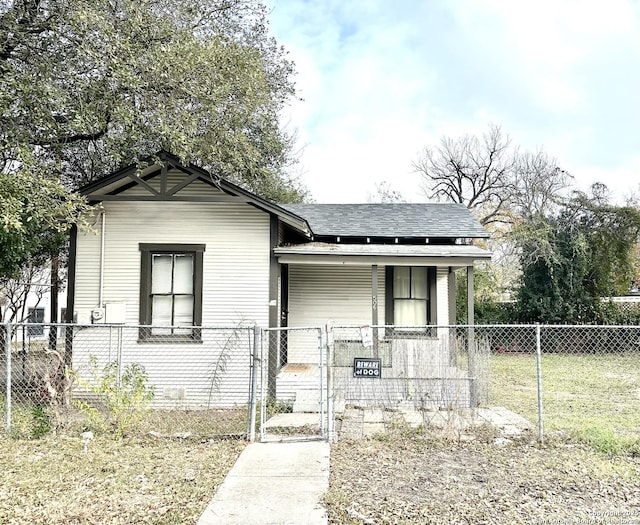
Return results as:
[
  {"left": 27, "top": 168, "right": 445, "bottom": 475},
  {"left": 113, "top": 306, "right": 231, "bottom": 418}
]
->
[{"left": 98, "top": 209, "right": 106, "bottom": 307}]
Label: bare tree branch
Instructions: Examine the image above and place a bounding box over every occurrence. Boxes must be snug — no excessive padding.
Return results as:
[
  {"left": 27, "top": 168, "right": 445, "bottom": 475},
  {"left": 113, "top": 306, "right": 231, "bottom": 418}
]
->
[
  {"left": 414, "top": 125, "right": 573, "bottom": 229},
  {"left": 414, "top": 124, "right": 515, "bottom": 226}
]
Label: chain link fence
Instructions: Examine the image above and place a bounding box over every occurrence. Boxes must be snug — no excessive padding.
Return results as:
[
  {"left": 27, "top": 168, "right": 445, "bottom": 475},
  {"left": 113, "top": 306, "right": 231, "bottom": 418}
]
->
[
  {"left": 484, "top": 324, "right": 640, "bottom": 448},
  {"left": 2, "top": 322, "right": 639, "bottom": 448},
  {"left": 1, "top": 323, "right": 258, "bottom": 440},
  {"left": 328, "top": 324, "right": 639, "bottom": 447},
  {"left": 330, "top": 325, "right": 490, "bottom": 412}
]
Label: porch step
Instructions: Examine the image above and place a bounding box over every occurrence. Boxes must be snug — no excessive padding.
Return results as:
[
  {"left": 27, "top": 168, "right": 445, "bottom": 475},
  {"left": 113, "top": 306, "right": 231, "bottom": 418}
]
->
[
  {"left": 293, "top": 389, "right": 321, "bottom": 413},
  {"left": 264, "top": 412, "right": 320, "bottom": 429},
  {"left": 276, "top": 363, "right": 321, "bottom": 402}
]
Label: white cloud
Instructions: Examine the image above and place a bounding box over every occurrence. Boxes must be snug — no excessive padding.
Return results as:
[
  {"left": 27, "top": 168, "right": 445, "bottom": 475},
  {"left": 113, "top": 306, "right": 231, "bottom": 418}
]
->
[{"left": 267, "top": 0, "right": 640, "bottom": 204}]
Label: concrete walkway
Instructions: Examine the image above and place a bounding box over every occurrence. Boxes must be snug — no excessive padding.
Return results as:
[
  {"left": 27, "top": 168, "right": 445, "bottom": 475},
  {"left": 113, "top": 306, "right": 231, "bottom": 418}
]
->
[
  {"left": 196, "top": 406, "right": 530, "bottom": 524},
  {"left": 197, "top": 441, "right": 330, "bottom": 525}
]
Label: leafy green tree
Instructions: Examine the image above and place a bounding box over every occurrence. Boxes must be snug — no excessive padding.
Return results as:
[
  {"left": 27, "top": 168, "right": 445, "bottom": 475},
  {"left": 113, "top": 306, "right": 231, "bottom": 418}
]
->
[
  {"left": 1, "top": 0, "right": 306, "bottom": 296},
  {"left": 1, "top": 0, "right": 305, "bottom": 202},
  {"left": 0, "top": 156, "right": 89, "bottom": 312},
  {"left": 514, "top": 186, "right": 640, "bottom": 324},
  {"left": 454, "top": 265, "right": 515, "bottom": 324}
]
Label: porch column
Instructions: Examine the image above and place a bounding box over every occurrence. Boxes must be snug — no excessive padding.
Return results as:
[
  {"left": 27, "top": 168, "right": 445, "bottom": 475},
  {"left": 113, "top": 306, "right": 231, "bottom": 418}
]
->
[
  {"left": 448, "top": 267, "right": 456, "bottom": 325},
  {"left": 467, "top": 265, "right": 478, "bottom": 406},
  {"left": 466, "top": 265, "right": 474, "bottom": 326},
  {"left": 268, "top": 216, "right": 279, "bottom": 398},
  {"left": 371, "top": 264, "right": 379, "bottom": 357}
]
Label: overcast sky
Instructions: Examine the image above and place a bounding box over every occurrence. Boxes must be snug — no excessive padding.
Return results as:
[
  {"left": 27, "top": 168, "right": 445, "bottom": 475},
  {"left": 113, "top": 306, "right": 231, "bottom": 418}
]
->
[{"left": 266, "top": 0, "right": 640, "bottom": 204}]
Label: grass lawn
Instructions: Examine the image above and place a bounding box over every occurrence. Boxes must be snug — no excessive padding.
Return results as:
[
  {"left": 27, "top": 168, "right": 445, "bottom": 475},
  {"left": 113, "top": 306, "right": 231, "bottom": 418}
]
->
[
  {"left": 0, "top": 405, "right": 250, "bottom": 523},
  {"left": 0, "top": 434, "right": 245, "bottom": 524},
  {"left": 491, "top": 352, "right": 640, "bottom": 453}
]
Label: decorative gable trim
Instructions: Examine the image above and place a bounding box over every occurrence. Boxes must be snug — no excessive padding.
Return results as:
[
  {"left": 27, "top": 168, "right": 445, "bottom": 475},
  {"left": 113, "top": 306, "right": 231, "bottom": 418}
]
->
[{"left": 78, "top": 150, "right": 312, "bottom": 237}]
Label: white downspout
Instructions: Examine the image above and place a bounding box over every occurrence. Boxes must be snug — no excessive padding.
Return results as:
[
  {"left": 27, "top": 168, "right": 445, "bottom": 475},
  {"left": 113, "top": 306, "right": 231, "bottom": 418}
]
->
[{"left": 98, "top": 210, "right": 106, "bottom": 307}]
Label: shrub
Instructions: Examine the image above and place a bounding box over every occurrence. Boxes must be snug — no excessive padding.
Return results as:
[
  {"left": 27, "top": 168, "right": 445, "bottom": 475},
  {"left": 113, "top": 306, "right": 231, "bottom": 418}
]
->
[
  {"left": 74, "top": 357, "right": 155, "bottom": 438},
  {"left": 30, "top": 405, "right": 52, "bottom": 438}
]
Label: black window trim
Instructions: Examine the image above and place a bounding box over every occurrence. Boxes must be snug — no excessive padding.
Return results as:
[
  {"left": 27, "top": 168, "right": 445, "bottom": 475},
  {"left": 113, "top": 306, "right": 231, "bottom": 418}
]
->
[
  {"left": 385, "top": 265, "right": 437, "bottom": 337},
  {"left": 139, "top": 243, "right": 205, "bottom": 342}
]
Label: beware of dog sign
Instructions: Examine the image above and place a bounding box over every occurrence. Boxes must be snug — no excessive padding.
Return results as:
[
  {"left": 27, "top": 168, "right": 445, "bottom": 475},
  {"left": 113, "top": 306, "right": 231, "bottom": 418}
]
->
[{"left": 353, "top": 357, "right": 381, "bottom": 378}]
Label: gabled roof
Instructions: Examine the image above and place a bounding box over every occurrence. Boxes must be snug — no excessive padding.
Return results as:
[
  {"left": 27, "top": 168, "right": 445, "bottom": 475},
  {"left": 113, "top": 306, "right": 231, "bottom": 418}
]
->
[
  {"left": 281, "top": 203, "right": 489, "bottom": 239},
  {"left": 78, "top": 150, "right": 312, "bottom": 237},
  {"left": 79, "top": 151, "right": 489, "bottom": 242}
]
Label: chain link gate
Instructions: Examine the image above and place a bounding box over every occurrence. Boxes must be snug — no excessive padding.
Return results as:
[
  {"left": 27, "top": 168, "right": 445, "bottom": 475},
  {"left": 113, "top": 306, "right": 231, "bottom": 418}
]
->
[{"left": 258, "top": 327, "right": 331, "bottom": 442}]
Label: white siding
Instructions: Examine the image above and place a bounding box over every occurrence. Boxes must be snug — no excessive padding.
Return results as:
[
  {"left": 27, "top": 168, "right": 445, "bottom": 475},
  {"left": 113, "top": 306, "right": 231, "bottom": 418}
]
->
[
  {"left": 72, "top": 199, "right": 270, "bottom": 408},
  {"left": 74, "top": 200, "right": 271, "bottom": 326},
  {"left": 287, "top": 265, "right": 385, "bottom": 363},
  {"left": 74, "top": 209, "right": 103, "bottom": 316},
  {"left": 71, "top": 326, "right": 255, "bottom": 409},
  {"left": 287, "top": 264, "right": 449, "bottom": 328},
  {"left": 288, "top": 265, "right": 385, "bottom": 328},
  {"left": 436, "top": 266, "right": 450, "bottom": 326}
]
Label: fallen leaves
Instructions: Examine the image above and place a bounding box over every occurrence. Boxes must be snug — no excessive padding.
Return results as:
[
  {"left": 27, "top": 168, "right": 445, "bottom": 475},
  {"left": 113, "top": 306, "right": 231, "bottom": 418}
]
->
[
  {"left": 326, "top": 431, "right": 640, "bottom": 524},
  {"left": 0, "top": 435, "right": 245, "bottom": 524}
]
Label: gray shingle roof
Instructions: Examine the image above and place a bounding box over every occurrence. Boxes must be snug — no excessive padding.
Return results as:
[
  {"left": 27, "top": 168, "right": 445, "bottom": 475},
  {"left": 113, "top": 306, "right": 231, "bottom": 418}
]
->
[{"left": 281, "top": 203, "right": 489, "bottom": 239}]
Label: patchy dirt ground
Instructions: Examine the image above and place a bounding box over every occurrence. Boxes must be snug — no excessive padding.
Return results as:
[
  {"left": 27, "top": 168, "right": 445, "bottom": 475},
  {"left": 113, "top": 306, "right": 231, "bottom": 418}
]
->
[
  {"left": 2, "top": 416, "right": 639, "bottom": 524},
  {"left": 326, "top": 429, "right": 640, "bottom": 525}
]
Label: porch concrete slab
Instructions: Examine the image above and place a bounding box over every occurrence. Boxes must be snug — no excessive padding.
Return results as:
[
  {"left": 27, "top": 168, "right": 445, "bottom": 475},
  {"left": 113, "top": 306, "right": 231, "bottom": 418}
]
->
[
  {"left": 293, "top": 389, "right": 322, "bottom": 413},
  {"left": 423, "top": 411, "right": 471, "bottom": 430},
  {"left": 476, "top": 407, "right": 533, "bottom": 435},
  {"left": 333, "top": 393, "right": 346, "bottom": 414},
  {"left": 197, "top": 441, "right": 330, "bottom": 525},
  {"left": 399, "top": 410, "right": 424, "bottom": 428},
  {"left": 336, "top": 408, "right": 363, "bottom": 441},
  {"left": 336, "top": 406, "right": 533, "bottom": 441}
]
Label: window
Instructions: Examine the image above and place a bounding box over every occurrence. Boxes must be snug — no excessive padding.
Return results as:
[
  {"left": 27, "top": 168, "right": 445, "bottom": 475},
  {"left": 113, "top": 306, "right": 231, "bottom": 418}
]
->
[
  {"left": 139, "top": 244, "right": 205, "bottom": 341},
  {"left": 27, "top": 307, "right": 45, "bottom": 337},
  {"left": 386, "top": 266, "right": 436, "bottom": 329},
  {"left": 59, "top": 308, "right": 68, "bottom": 338}
]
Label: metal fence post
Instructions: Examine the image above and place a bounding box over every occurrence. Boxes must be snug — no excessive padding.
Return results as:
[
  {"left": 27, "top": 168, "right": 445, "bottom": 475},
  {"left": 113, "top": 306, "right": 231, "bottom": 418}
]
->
[
  {"left": 248, "top": 325, "right": 260, "bottom": 442},
  {"left": 317, "top": 328, "right": 325, "bottom": 437},
  {"left": 326, "top": 324, "right": 335, "bottom": 442},
  {"left": 5, "top": 323, "right": 11, "bottom": 435},
  {"left": 535, "top": 324, "right": 544, "bottom": 444},
  {"left": 468, "top": 325, "right": 478, "bottom": 407},
  {"left": 260, "top": 329, "right": 268, "bottom": 442}
]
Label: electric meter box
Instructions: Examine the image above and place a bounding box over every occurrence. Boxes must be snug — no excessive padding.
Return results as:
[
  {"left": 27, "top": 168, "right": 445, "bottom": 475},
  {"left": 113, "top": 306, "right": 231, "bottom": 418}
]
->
[{"left": 104, "top": 302, "right": 127, "bottom": 324}]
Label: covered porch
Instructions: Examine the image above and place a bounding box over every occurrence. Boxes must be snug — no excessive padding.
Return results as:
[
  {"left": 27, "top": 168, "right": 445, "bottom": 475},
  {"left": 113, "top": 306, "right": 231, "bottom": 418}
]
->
[{"left": 270, "top": 242, "right": 491, "bottom": 410}]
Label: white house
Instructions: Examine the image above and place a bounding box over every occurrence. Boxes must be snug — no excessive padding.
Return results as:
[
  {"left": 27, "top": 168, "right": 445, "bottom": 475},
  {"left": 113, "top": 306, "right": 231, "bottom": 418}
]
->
[
  {"left": 66, "top": 151, "right": 491, "bottom": 409},
  {"left": 1, "top": 267, "right": 67, "bottom": 343}
]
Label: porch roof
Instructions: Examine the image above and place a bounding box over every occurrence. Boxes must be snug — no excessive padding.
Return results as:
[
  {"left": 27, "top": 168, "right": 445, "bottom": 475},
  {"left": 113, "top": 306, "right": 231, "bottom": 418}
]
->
[
  {"left": 281, "top": 203, "right": 489, "bottom": 239},
  {"left": 274, "top": 242, "right": 491, "bottom": 267}
]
